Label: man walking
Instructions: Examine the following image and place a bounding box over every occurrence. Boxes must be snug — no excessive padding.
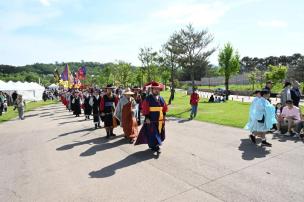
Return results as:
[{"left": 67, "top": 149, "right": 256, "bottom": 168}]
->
[
  {"left": 190, "top": 88, "right": 200, "bottom": 120},
  {"left": 135, "top": 82, "right": 168, "bottom": 152}
]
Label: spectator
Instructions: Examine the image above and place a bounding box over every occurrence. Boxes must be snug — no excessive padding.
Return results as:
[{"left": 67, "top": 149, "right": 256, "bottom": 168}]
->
[
  {"left": 14, "top": 94, "right": 26, "bottom": 120},
  {"left": 280, "top": 81, "right": 292, "bottom": 106},
  {"left": 291, "top": 80, "right": 301, "bottom": 107},
  {"left": 263, "top": 80, "right": 273, "bottom": 103},
  {"left": 12, "top": 91, "right": 18, "bottom": 104},
  {"left": 293, "top": 115, "right": 304, "bottom": 139},
  {"left": 0, "top": 91, "right": 4, "bottom": 116},
  {"left": 190, "top": 88, "right": 200, "bottom": 120},
  {"left": 208, "top": 94, "right": 215, "bottom": 103},
  {"left": 42, "top": 91, "right": 48, "bottom": 102},
  {"left": 275, "top": 100, "right": 302, "bottom": 136},
  {"left": 263, "top": 80, "right": 273, "bottom": 95}
]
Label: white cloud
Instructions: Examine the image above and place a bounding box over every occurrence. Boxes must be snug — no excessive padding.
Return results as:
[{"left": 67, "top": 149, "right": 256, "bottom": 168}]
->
[
  {"left": 39, "top": 0, "right": 51, "bottom": 6},
  {"left": 257, "top": 20, "right": 288, "bottom": 28},
  {"left": 151, "top": 1, "right": 230, "bottom": 26},
  {"left": 0, "top": 9, "right": 62, "bottom": 32}
]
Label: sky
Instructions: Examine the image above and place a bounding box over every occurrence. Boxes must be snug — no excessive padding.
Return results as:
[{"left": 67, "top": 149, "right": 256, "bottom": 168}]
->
[{"left": 0, "top": 0, "right": 303, "bottom": 66}]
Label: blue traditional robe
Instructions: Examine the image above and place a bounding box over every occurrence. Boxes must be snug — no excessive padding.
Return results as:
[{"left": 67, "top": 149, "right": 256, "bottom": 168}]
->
[{"left": 135, "top": 94, "right": 168, "bottom": 148}]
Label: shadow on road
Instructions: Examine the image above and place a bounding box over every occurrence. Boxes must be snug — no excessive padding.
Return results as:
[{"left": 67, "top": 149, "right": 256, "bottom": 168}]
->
[
  {"left": 40, "top": 113, "right": 54, "bottom": 118},
  {"left": 56, "top": 137, "right": 105, "bottom": 151},
  {"left": 58, "top": 119, "right": 87, "bottom": 125},
  {"left": 80, "top": 137, "right": 127, "bottom": 157},
  {"left": 166, "top": 117, "right": 191, "bottom": 124},
  {"left": 49, "top": 127, "right": 95, "bottom": 141},
  {"left": 24, "top": 114, "right": 39, "bottom": 118},
  {"left": 89, "top": 149, "right": 159, "bottom": 178},
  {"left": 52, "top": 116, "right": 78, "bottom": 121},
  {"left": 272, "top": 133, "right": 303, "bottom": 143},
  {"left": 238, "top": 139, "right": 271, "bottom": 160}
]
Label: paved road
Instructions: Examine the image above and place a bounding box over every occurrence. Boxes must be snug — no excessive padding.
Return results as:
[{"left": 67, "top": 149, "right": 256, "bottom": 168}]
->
[{"left": 0, "top": 104, "right": 304, "bottom": 202}]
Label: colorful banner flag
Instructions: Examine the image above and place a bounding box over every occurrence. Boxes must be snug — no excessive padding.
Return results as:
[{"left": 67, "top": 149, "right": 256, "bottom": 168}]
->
[
  {"left": 77, "top": 66, "right": 87, "bottom": 80},
  {"left": 61, "top": 64, "right": 70, "bottom": 81}
]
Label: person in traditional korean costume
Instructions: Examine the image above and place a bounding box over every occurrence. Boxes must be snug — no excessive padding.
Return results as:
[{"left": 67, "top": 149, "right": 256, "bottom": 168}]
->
[
  {"left": 135, "top": 82, "right": 168, "bottom": 152},
  {"left": 245, "top": 90, "right": 261, "bottom": 143},
  {"left": 73, "top": 91, "right": 82, "bottom": 117},
  {"left": 83, "top": 91, "right": 93, "bottom": 120},
  {"left": 100, "top": 84, "right": 119, "bottom": 138},
  {"left": 132, "top": 86, "right": 142, "bottom": 126},
  {"left": 248, "top": 90, "right": 277, "bottom": 147},
  {"left": 115, "top": 88, "right": 138, "bottom": 143},
  {"left": 90, "top": 90, "right": 101, "bottom": 129}
]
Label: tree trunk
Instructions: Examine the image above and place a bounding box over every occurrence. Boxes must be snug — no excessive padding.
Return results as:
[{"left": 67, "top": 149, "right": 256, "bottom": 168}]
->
[
  {"left": 191, "top": 66, "right": 195, "bottom": 90},
  {"left": 225, "top": 76, "right": 229, "bottom": 100},
  {"left": 168, "top": 65, "right": 175, "bottom": 105}
]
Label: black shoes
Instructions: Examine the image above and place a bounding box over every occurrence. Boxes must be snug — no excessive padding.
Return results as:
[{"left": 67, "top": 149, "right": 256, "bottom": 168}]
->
[
  {"left": 151, "top": 146, "right": 161, "bottom": 152},
  {"left": 249, "top": 134, "right": 256, "bottom": 144},
  {"left": 261, "top": 140, "right": 272, "bottom": 147}
]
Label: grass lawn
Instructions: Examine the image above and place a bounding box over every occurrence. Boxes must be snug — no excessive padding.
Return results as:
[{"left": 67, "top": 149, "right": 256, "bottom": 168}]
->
[
  {"left": 0, "top": 100, "right": 59, "bottom": 123},
  {"left": 161, "top": 91, "right": 304, "bottom": 128}
]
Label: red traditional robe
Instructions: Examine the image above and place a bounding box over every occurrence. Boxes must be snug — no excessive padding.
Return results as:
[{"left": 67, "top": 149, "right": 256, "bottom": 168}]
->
[{"left": 122, "top": 102, "right": 138, "bottom": 141}]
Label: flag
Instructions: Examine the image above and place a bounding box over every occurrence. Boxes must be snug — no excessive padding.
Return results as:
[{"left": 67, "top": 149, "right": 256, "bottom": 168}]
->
[
  {"left": 61, "top": 64, "right": 70, "bottom": 81},
  {"left": 69, "top": 72, "right": 74, "bottom": 88},
  {"left": 53, "top": 68, "right": 60, "bottom": 83},
  {"left": 77, "top": 66, "right": 86, "bottom": 80}
]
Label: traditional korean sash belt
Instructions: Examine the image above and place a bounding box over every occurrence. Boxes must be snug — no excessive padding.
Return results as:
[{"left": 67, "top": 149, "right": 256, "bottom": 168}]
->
[
  {"left": 149, "top": 107, "right": 163, "bottom": 133},
  {"left": 105, "top": 102, "right": 114, "bottom": 107}
]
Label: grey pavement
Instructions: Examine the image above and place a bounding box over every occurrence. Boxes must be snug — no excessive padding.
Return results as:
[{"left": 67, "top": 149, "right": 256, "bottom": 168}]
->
[{"left": 0, "top": 104, "right": 304, "bottom": 202}]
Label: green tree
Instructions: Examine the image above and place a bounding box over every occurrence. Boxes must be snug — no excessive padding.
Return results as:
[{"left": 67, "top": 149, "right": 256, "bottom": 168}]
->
[
  {"left": 248, "top": 70, "right": 257, "bottom": 90},
  {"left": 138, "top": 47, "right": 158, "bottom": 85},
  {"left": 113, "top": 61, "right": 133, "bottom": 87},
  {"left": 218, "top": 43, "right": 240, "bottom": 99},
  {"left": 175, "top": 24, "right": 215, "bottom": 89},
  {"left": 264, "top": 65, "right": 288, "bottom": 85},
  {"left": 160, "top": 33, "right": 181, "bottom": 104}
]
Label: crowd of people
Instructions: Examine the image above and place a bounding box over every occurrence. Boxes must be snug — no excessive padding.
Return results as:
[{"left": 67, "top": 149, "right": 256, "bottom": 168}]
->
[
  {"left": 42, "top": 89, "right": 59, "bottom": 101},
  {"left": 0, "top": 91, "right": 26, "bottom": 120},
  {"left": 59, "top": 82, "right": 168, "bottom": 152},
  {"left": 246, "top": 80, "right": 303, "bottom": 147}
]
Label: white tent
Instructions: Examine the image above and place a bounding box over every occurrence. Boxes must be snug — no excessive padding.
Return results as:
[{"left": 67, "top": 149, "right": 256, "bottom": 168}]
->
[
  {"left": 48, "top": 83, "right": 59, "bottom": 90},
  {"left": 0, "top": 80, "right": 45, "bottom": 101}
]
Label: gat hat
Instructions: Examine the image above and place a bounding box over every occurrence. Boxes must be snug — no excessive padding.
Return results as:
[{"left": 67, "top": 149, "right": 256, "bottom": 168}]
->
[
  {"left": 105, "top": 84, "right": 115, "bottom": 89},
  {"left": 132, "top": 86, "right": 141, "bottom": 90},
  {"left": 123, "top": 88, "right": 135, "bottom": 95},
  {"left": 266, "top": 80, "right": 274, "bottom": 84}
]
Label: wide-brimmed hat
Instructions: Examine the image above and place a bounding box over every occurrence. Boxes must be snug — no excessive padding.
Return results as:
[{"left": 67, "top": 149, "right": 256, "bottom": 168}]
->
[
  {"left": 150, "top": 81, "right": 163, "bottom": 89},
  {"left": 105, "top": 84, "right": 115, "bottom": 89},
  {"left": 132, "top": 86, "right": 141, "bottom": 90},
  {"left": 123, "top": 88, "right": 135, "bottom": 95}
]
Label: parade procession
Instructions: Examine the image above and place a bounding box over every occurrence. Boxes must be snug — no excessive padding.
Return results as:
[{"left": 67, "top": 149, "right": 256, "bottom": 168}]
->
[
  {"left": 58, "top": 64, "right": 168, "bottom": 153},
  {"left": 1, "top": 1, "right": 304, "bottom": 201}
]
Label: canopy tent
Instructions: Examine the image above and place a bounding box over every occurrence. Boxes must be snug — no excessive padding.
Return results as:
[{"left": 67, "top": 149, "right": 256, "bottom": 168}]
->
[
  {"left": 0, "top": 80, "right": 45, "bottom": 101},
  {"left": 48, "top": 83, "right": 59, "bottom": 90}
]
